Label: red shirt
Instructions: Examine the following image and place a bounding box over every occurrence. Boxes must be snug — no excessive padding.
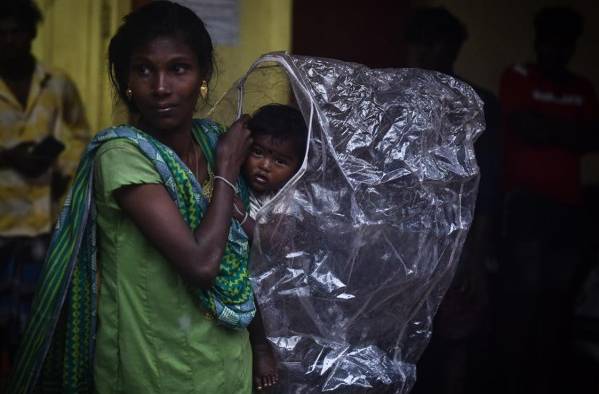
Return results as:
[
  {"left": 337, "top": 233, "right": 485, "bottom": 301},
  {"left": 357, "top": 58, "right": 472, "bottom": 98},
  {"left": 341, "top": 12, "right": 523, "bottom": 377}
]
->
[{"left": 500, "top": 63, "right": 598, "bottom": 204}]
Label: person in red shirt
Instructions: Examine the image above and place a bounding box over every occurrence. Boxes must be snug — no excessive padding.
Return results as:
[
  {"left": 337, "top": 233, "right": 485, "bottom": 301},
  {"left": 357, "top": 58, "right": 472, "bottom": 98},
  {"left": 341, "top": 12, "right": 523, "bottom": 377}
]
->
[{"left": 498, "top": 6, "right": 598, "bottom": 394}]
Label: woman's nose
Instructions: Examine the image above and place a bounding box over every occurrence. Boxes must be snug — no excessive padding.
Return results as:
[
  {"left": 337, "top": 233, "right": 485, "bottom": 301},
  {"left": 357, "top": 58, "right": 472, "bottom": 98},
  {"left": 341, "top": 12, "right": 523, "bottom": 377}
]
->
[{"left": 153, "top": 72, "right": 171, "bottom": 96}]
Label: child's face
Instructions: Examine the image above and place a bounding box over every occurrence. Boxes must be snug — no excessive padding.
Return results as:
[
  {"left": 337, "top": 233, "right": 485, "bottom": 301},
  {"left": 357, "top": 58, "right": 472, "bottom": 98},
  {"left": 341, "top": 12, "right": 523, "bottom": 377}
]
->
[{"left": 242, "top": 134, "right": 302, "bottom": 194}]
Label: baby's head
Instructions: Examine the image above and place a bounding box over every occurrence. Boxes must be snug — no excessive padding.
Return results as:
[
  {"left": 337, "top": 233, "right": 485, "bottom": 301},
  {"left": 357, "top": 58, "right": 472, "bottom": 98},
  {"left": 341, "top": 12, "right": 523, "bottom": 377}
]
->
[{"left": 242, "top": 104, "right": 307, "bottom": 194}]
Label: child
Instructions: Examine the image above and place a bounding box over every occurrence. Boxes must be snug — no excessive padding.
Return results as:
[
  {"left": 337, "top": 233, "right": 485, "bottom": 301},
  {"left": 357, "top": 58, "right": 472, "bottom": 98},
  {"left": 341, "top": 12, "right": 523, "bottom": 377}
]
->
[
  {"left": 234, "top": 104, "right": 308, "bottom": 238},
  {"left": 232, "top": 104, "right": 307, "bottom": 391}
]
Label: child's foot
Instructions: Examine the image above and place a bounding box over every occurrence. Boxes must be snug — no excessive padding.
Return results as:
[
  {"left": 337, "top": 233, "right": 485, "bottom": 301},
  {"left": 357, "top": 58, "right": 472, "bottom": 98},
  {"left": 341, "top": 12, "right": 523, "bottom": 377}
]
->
[{"left": 253, "top": 343, "right": 279, "bottom": 391}]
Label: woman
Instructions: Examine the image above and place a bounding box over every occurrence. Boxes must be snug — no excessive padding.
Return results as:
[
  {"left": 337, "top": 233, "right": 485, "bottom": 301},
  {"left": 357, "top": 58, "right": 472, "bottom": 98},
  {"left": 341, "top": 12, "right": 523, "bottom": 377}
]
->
[{"left": 8, "top": 2, "right": 275, "bottom": 393}]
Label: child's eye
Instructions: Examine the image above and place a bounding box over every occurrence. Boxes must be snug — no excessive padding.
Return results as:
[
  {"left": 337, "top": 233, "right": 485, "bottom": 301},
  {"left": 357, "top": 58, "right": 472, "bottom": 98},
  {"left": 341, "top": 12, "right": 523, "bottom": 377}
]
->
[
  {"left": 274, "top": 158, "right": 289, "bottom": 166},
  {"left": 251, "top": 147, "right": 264, "bottom": 157}
]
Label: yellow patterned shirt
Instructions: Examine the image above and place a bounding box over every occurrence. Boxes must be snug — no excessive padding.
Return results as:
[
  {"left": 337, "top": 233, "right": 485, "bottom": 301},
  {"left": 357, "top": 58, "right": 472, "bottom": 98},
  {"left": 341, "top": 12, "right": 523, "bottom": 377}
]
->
[{"left": 0, "top": 62, "right": 90, "bottom": 237}]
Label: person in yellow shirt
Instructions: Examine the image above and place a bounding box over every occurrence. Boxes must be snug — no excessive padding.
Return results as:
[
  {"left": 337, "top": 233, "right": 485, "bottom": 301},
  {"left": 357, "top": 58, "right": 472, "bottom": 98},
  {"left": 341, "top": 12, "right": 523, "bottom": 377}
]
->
[{"left": 0, "top": 0, "right": 90, "bottom": 382}]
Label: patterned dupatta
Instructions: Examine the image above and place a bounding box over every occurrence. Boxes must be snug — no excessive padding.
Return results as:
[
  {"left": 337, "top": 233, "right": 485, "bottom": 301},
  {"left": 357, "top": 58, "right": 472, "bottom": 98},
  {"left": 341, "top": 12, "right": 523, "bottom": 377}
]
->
[{"left": 8, "top": 119, "right": 255, "bottom": 394}]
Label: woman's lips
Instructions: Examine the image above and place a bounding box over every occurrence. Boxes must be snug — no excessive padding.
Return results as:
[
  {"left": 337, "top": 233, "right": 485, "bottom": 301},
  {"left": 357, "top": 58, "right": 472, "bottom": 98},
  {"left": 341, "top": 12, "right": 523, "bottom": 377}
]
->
[{"left": 156, "top": 105, "right": 176, "bottom": 114}]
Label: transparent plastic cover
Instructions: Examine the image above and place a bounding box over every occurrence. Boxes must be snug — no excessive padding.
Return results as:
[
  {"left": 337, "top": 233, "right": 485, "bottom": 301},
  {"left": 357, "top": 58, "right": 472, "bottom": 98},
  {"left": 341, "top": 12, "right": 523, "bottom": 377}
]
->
[{"left": 208, "top": 53, "right": 484, "bottom": 393}]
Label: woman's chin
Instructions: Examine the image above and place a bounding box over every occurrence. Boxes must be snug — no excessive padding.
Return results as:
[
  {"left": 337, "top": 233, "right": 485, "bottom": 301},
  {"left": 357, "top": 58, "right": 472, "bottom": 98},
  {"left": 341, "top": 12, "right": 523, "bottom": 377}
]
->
[{"left": 141, "top": 116, "right": 185, "bottom": 134}]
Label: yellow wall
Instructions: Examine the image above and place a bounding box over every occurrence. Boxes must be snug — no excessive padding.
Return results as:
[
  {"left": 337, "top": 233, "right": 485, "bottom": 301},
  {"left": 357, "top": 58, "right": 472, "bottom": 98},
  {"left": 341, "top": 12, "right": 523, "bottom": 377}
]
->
[
  {"left": 31, "top": 0, "right": 293, "bottom": 131},
  {"left": 32, "top": 0, "right": 130, "bottom": 131},
  {"left": 209, "top": 0, "right": 292, "bottom": 107}
]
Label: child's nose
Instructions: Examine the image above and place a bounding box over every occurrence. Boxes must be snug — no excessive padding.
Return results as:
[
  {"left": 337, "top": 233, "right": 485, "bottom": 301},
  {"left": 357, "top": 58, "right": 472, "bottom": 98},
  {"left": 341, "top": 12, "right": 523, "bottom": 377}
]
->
[{"left": 259, "top": 158, "right": 272, "bottom": 171}]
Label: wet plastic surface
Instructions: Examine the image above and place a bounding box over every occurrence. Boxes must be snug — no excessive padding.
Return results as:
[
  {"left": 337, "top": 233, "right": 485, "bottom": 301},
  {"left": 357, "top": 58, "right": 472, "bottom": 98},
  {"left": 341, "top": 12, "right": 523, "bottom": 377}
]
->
[{"left": 209, "top": 53, "right": 484, "bottom": 393}]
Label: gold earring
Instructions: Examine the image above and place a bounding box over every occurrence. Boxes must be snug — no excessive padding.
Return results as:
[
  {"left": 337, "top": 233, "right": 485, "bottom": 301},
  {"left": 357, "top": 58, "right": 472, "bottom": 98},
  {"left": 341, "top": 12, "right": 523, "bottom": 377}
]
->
[
  {"left": 125, "top": 88, "right": 133, "bottom": 100},
  {"left": 200, "top": 80, "right": 208, "bottom": 99}
]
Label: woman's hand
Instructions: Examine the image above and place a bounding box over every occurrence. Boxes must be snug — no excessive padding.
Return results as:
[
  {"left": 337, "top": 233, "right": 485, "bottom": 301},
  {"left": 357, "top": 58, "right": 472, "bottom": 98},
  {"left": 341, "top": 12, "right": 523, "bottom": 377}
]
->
[
  {"left": 114, "top": 117, "right": 253, "bottom": 289},
  {"left": 216, "top": 115, "right": 253, "bottom": 181}
]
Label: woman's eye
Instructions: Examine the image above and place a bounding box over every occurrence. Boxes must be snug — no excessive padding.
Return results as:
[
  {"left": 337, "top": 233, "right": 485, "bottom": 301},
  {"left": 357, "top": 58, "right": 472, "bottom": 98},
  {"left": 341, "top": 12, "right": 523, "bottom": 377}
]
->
[
  {"left": 172, "top": 64, "right": 190, "bottom": 74},
  {"left": 133, "top": 64, "right": 151, "bottom": 76}
]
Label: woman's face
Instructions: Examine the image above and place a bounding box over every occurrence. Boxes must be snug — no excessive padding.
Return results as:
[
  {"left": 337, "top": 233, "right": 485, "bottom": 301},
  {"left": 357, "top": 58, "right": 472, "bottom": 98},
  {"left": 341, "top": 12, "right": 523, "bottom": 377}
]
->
[{"left": 128, "top": 35, "right": 203, "bottom": 135}]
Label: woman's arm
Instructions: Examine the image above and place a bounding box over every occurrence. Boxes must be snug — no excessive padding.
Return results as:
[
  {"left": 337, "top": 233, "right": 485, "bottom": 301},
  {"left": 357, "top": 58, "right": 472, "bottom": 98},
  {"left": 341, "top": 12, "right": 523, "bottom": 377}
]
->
[
  {"left": 232, "top": 196, "right": 255, "bottom": 240},
  {"left": 114, "top": 118, "right": 252, "bottom": 289}
]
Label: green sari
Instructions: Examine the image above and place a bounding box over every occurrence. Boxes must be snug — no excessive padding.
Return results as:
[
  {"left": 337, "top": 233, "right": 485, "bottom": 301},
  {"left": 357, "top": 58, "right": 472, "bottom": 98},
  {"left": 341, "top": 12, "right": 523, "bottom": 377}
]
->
[{"left": 8, "top": 119, "right": 255, "bottom": 394}]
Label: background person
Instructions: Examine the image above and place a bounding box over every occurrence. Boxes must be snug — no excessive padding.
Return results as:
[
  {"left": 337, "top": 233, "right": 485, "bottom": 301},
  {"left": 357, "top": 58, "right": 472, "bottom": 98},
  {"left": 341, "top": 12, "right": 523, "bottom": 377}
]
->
[
  {"left": 498, "top": 6, "right": 599, "bottom": 394},
  {"left": 405, "top": 7, "right": 502, "bottom": 394},
  {"left": 0, "top": 0, "right": 90, "bottom": 384}
]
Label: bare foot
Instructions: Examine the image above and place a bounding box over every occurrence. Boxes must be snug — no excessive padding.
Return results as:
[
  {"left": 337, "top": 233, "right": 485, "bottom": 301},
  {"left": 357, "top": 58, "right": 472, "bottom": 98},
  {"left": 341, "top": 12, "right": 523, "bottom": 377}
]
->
[{"left": 253, "top": 343, "right": 279, "bottom": 391}]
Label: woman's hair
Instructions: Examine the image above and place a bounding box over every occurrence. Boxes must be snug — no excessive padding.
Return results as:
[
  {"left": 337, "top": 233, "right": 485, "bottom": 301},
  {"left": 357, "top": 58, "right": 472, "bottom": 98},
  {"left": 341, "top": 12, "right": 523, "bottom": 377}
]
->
[
  {"left": 108, "top": 1, "right": 214, "bottom": 113},
  {"left": 248, "top": 104, "right": 308, "bottom": 159}
]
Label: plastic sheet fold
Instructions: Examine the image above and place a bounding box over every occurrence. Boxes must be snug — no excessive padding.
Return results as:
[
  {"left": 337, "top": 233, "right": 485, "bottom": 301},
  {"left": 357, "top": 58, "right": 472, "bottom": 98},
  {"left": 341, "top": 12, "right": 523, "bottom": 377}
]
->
[{"left": 208, "top": 53, "right": 484, "bottom": 393}]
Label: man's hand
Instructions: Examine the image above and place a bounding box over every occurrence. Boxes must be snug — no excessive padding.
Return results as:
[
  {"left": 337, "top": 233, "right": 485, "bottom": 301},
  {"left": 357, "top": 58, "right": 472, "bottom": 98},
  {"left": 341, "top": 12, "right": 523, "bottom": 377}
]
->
[{"left": 0, "top": 141, "right": 62, "bottom": 178}]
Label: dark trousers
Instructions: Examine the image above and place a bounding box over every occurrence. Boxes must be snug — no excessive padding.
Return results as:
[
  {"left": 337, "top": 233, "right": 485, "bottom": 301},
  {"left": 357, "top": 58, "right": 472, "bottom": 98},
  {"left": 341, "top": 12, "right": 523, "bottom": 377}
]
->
[
  {"left": 496, "top": 191, "right": 582, "bottom": 394},
  {"left": 0, "top": 235, "right": 49, "bottom": 387}
]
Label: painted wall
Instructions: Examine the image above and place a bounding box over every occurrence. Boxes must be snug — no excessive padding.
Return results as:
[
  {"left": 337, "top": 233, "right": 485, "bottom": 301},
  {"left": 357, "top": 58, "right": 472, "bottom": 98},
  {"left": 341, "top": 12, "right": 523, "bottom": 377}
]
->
[
  {"left": 32, "top": 0, "right": 130, "bottom": 131},
  {"left": 209, "top": 0, "right": 292, "bottom": 107},
  {"left": 292, "top": 0, "right": 409, "bottom": 68}
]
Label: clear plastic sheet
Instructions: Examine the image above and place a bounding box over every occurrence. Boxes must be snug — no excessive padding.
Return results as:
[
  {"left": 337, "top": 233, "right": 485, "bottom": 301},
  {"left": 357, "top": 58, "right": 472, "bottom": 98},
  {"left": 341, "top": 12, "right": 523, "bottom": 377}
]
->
[{"left": 207, "top": 53, "right": 484, "bottom": 393}]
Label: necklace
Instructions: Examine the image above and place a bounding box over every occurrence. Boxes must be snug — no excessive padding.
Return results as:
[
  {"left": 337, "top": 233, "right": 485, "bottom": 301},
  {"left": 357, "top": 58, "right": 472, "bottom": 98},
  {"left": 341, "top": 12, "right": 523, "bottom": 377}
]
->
[{"left": 191, "top": 141, "right": 214, "bottom": 200}]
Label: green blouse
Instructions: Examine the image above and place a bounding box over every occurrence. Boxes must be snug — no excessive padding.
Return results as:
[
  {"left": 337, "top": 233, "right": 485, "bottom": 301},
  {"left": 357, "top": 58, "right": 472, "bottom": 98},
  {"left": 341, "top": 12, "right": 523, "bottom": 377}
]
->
[{"left": 93, "top": 139, "right": 252, "bottom": 394}]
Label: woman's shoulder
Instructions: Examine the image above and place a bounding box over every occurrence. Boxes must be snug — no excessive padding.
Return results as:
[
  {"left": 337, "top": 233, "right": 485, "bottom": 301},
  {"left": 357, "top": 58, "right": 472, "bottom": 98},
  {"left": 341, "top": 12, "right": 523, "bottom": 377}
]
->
[
  {"left": 94, "top": 130, "right": 161, "bottom": 190},
  {"left": 94, "top": 124, "right": 148, "bottom": 149},
  {"left": 193, "top": 117, "right": 224, "bottom": 129},
  {"left": 193, "top": 118, "right": 226, "bottom": 135},
  {"left": 92, "top": 127, "right": 163, "bottom": 208},
  {"left": 96, "top": 138, "right": 141, "bottom": 157},
  {"left": 192, "top": 118, "right": 227, "bottom": 151}
]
